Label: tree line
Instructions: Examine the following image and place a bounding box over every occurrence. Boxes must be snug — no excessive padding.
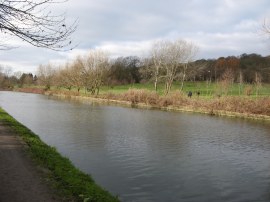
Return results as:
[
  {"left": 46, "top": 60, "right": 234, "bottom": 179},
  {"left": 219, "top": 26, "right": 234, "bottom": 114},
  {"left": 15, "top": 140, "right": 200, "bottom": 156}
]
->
[{"left": 1, "top": 39, "right": 270, "bottom": 95}]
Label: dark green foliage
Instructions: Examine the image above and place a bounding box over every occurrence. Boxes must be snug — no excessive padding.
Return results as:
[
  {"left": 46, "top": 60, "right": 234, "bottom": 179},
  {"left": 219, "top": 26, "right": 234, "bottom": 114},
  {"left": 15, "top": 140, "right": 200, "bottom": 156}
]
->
[
  {"left": 108, "top": 56, "right": 141, "bottom": 85},
  {"left": 19, "top": 73, "right": 35, "bottom": 87},
  {"left": 0, "top": 108, "right": 119, "bottom": 202},
  {"left": 239, "top": 53, "right": 270, "bottom": 83}
]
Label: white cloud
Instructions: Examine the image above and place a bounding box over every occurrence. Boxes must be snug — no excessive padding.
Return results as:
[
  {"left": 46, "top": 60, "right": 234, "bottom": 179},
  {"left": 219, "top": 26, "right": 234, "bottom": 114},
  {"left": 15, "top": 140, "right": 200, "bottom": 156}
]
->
[
  {"left": 1, "top": 0, "right": 270, "bottom": 73},
  {"left": 194, "top": 31, "right": 269, "bottom": 59},
  {"left": 234, "top": 20, "right": 259, "bottom": 31},
  {"left": 96, "top": 40, "right": 153, "bottom": 58}
]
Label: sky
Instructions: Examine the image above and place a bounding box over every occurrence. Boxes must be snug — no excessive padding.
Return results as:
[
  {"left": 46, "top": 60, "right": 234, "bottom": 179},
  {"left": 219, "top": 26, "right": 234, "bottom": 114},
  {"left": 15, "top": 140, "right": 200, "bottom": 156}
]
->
[{"left": 1, "top": 0, "right": 270, "bottom": 74}]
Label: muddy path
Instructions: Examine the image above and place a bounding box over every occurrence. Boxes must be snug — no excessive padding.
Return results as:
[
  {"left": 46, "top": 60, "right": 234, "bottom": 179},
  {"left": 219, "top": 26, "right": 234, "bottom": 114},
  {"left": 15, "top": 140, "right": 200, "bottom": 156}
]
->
[{"left": 0, "top": 123, "right": 60, "bottom": 202}]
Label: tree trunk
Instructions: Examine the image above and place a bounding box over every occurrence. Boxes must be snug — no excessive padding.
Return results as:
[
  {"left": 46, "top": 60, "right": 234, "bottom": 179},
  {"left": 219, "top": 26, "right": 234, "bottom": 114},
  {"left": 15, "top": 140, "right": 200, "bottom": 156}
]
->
[
  {"left": 180, "top": 64, "right": 187, "bottom": 91},
  {"left": 154, "top": 76, "right": 158, "bottom": 92}
]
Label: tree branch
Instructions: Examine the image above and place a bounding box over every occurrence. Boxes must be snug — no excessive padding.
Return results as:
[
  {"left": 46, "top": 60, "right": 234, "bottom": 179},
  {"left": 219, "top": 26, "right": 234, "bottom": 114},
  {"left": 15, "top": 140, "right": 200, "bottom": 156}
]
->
[{"left": 0, "top": 0, "right": 77, "bottom": 50}]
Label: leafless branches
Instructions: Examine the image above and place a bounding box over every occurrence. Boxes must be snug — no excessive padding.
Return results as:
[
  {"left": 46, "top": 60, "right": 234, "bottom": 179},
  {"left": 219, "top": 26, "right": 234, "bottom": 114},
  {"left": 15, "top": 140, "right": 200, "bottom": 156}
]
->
[
  {"left": 149, "top": 39, "right": 198, "bottom": 94},
  {"left": 0, "top": 0, "right": 77, "bottom": 50},
  {"left": 262, "top": 19, "right": 270, "bottom": 35}
]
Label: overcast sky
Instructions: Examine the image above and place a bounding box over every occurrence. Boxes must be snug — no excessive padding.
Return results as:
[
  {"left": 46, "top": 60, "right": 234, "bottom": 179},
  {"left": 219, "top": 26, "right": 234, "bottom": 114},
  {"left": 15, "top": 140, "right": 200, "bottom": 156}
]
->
[{"left": 1, "top": 0, "right": 270, "bottom": 73}]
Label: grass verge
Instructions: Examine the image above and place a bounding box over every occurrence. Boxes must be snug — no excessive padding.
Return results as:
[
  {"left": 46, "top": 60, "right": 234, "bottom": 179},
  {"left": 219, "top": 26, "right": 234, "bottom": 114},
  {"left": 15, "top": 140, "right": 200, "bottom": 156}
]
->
[
  {"left": 47, "top": 89, "right": 270, "bottom": 121},
  {"left": 13, "top": 86, "right": 270, "bottom": 120},
  {"left": 0, "top": 108, "right": 119, "bottom": 202}
]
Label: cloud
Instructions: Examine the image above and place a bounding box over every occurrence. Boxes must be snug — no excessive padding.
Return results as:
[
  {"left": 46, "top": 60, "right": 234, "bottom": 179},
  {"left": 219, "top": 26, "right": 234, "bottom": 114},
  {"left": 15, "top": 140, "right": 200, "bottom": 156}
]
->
[
  {"left": 1, "top": 0, "right": 270, "bottom": 73},
  {"left": 96, "top": 40, "right": 153, "bottom": 58},
  {"left": 193, "top": 31, "right": 269, "bottom": 59}
]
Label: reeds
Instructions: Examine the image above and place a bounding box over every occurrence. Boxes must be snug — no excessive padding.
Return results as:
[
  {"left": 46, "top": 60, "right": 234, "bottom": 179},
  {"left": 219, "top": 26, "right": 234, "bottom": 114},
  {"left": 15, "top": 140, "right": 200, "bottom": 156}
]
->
[
  {"left": 17, "top": 87, "right": 45, "bottom": 94},
  {"left": 99, "top": 89, "right": 270, "bottom": 116},
  {"left": 22, "top": 87, "right": 270, "bottom": 118}
]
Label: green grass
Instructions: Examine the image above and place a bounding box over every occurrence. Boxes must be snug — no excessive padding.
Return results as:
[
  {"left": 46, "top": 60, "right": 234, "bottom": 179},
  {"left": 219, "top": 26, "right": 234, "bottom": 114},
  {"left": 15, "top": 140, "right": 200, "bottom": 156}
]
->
[
  {"left": 98, "top": 82, "right": 270, "bottom": 97},
  {"left": 17, "top": 81, "right": 270, "bottom": 97},
  {"left": 0, "top": 108, "right": 119, "bottom": 202}
]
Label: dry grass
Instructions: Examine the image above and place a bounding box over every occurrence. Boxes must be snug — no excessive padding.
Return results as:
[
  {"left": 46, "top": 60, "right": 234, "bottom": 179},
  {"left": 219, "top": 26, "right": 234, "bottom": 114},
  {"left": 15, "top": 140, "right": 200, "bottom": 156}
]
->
[
  {"left": 99, "top": 89, "right": 159, "bottom": 105},
  {"left": 98, "top": 89, "right": 270, "bottom": 117},
  {"left": 205, "top": 96, "right": 270, "bottom": 115},
  {"left": 21, "top": 87, "right": 270, "bottom": 118},
  {"left": 16, "top": 87, "right": 45, "bottom": 94}
]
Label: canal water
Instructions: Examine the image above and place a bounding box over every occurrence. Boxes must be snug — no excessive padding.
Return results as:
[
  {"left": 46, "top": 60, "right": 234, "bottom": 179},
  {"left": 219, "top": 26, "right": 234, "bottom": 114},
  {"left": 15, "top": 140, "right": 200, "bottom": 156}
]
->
[{"left": 1, "top": 91, "right": 270, "bottom": 202}]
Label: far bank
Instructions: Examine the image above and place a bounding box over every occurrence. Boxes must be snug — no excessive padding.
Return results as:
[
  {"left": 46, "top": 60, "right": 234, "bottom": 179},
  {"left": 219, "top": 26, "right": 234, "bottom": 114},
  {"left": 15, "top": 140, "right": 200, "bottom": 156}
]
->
[{"left": 13, "top": 87, "right": 270, "bottom": 122}]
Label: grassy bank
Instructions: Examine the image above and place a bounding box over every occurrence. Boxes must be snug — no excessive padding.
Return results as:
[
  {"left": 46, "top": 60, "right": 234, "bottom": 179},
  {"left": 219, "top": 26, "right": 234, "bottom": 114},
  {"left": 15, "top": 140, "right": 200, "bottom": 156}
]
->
[
  {"left": 0, "top": 108, "right": 119, "bottom": 202},
  {"left": 46, "top": 89, "right": 270, "bottom": 121},
  {"left": 14, "top": 84, "right": 270, "bottom": 121}
]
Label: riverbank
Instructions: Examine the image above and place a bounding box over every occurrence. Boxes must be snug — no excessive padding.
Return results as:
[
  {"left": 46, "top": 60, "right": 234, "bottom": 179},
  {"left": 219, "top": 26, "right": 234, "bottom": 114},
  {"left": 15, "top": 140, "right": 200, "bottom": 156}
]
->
[
  {"left": 0, "top": 108, "right": 119, "bottom": 202},
  {"left": 42, "top": 89, "right": 270, "bottom": 122},
  {"left": 13, "top": 87, "right": 270, "bottom": 121}
]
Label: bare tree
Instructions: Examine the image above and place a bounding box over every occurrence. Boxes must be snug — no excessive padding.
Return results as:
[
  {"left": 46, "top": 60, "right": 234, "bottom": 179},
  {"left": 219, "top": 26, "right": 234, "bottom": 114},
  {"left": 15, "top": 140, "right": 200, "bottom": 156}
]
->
[
  {"left": 37, "top": 63, "right": 55, "bottom": 89},
  {"left": 53, "top": 58, "right": 84, "bottom": 92},
  {"left": 52, "top": 52, "right": 109, "bottom": 94},
  {"left": 0, "top": 66, "right": 5, "bottom": 87},
  {"left": 0, "top": 0, "right": 77, "bottom": 50},
  {"left": 86, "top": 50, "right": 109, "bottom": 94},
  {"left": 150, "top": 40, "right": 166, "bottom": 92},
  {"left": 69, "top": 58, "right": 84, "bottom": 92},
  {"left": 54, "top": 63, "right": 73, "bottom": 90},
  {"left": 178, "top": 41, "right": 199, "bottom": 91},
  {"left": 149, "top": 39, "right": 198, "bottom": 95},
  {"left": 81, "top": 50, "right": 110, "bottom": 95}
]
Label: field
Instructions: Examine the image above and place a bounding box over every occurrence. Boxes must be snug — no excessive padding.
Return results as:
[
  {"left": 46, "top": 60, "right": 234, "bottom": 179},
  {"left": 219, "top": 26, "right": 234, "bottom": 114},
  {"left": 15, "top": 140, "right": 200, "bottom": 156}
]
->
[
  {"left": 98, "top": 81, "right": 270, "bottom": 97},
  {"left": 16, "top": 81, "right": 270, "bottom": 98}
]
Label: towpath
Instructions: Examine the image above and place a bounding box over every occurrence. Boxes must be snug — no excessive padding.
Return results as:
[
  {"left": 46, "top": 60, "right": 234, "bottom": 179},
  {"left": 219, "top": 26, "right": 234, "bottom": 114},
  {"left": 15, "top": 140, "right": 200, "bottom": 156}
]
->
[{"left": 0, "top": 122, "right": 60, "bottom": 202}]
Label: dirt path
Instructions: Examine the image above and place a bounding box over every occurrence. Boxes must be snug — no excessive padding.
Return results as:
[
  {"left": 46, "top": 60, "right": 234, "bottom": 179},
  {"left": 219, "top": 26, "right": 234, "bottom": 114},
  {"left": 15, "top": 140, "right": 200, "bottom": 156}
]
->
[{"left": 0, "top": 123, "right": 60, "bottom": 202}]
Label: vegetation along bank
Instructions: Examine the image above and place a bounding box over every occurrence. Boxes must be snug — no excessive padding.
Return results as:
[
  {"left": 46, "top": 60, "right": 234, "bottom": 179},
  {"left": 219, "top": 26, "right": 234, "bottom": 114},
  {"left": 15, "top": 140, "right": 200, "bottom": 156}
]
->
[
  {"left": 12, "top": 83, "right": 270, "bottom": 122},
  {"left": 3, "top": 42, "right": 270, "bottom": 122}
]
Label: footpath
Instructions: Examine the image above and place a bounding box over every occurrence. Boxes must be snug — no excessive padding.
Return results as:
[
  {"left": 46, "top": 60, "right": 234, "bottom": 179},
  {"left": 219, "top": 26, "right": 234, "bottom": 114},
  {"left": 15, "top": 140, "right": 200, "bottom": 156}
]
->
[{"left": 0, "top": 122, "right": 59, "bottom": 202}]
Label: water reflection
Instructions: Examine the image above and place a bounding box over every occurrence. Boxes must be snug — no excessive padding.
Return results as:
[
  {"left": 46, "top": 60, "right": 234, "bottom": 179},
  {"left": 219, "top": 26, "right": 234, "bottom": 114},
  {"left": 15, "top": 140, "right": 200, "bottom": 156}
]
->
[{"left": 1, "top": 92, "right": 270, "bottom": 202}]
